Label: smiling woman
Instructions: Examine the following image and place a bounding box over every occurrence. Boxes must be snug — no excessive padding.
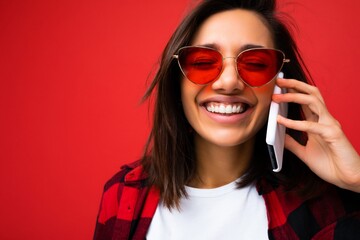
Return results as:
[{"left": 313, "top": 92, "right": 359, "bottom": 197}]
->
[
  {"left": 1, "top": 0, "right": 359, "bottom": 239},
  {"left": 94, "top": 0, "right": 360, "bottom": 239}
]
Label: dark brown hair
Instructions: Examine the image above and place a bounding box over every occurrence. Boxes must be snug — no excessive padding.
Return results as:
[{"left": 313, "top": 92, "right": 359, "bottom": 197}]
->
[{"left": 142, "top": 0, "right": 324, "bottom": 209}]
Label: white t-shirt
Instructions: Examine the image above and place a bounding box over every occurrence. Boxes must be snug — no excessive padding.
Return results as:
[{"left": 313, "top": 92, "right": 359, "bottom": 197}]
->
[{"left": 146, "top": 179, "right": 269, "bottom": 240}]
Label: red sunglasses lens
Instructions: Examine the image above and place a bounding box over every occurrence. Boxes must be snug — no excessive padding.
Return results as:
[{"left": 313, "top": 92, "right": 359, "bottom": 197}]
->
[
  {"left": 178, "top": 47, "right": 222, "bottom": 84},
  {"left": 237, "top": 49, "right": 284, "bottom": 87}
]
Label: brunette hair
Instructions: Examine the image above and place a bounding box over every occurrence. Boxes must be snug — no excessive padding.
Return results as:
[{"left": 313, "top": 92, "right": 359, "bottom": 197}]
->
[{"left": 142, "top": 0, "right": 324, "bottom": 209}]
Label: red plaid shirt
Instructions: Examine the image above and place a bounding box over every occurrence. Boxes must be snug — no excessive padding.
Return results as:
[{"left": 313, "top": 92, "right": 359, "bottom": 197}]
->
[{"left": 94, "top": 161, "right": 360, "bottom": 240}]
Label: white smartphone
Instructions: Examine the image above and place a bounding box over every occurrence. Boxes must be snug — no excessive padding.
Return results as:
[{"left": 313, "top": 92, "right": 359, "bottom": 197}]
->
[{"left": 266, "top": 72, "right": 288, "bottom": 172}]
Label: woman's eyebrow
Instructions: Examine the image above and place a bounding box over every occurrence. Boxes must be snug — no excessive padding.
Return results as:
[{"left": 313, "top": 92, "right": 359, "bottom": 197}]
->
[
  {"left": 194, "top": 43, "right": 220, "bottom": 49},
  {"left": 240, "top": 44, "right": 265, "bottom": 51},
  {"left": 193, "top": 43, "right": 266, "bottom": 52}
]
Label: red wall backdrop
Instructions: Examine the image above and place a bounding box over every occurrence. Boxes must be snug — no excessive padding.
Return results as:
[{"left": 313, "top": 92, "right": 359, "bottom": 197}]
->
[{"left": 1, "top": 0, "right": 359, "bottom": 239}]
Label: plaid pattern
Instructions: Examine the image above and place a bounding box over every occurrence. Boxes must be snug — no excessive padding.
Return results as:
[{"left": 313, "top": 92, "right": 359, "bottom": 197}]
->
[{"left": 94, "top": 161, "right": 360, "bottom": 240}]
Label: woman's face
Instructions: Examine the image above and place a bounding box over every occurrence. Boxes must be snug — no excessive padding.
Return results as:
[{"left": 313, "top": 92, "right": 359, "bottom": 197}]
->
[{"left": 181, "top": 9, "right": 276, "bottom": 148}]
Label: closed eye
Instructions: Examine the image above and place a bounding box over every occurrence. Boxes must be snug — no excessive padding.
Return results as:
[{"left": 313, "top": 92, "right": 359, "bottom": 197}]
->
[
  {"left": 190, "top": 58, "right": 218, "bottom": 69},
  {"left": 238, "top": 57, "right": 269, "bottom": 71}
]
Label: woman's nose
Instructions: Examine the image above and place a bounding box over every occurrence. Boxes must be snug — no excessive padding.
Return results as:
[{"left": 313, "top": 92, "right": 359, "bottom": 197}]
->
[{"left": 211, "top": 57, "right": 245, "bottom": 93}]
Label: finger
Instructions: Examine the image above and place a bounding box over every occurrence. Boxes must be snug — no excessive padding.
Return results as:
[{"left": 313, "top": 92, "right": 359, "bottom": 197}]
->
[
  {"left": 278, "top": 115, "right": 324, "bottom": 134},
  {"left": 273, "top": 92, "right": 325, "bottom": 119},
  {"left": 277, "top": 115, "right": 339, "bottom": 139},
  {"left": 275, "top": 90, "right": 338, "bottom": 125},
  {"left": 276, "top": 78, "right": 325, "bottom": 103}
]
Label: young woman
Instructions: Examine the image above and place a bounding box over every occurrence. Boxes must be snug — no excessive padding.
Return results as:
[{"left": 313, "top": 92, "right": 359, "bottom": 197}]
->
[{"left": 94, "top": 0, "right": 360, "bottom": 239}]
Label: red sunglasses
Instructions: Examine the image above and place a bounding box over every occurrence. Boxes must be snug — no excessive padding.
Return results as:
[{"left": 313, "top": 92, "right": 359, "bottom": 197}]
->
[{"left": 173, "top": 46, "right": 290, "bottom": 87}]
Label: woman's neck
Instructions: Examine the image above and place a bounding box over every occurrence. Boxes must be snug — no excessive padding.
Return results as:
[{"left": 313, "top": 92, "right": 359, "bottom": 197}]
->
[{"left": 189, "top": 135, "right": 255, "bottom": 189}]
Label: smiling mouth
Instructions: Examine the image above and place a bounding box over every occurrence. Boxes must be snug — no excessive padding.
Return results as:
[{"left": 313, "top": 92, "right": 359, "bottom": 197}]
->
[{"left": 204, "top": 102, "right": 248, "bottom": 114}]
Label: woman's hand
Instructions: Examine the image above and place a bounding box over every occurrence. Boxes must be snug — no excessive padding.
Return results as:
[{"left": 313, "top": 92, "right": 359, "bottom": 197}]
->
[{"left": 273, "top": 78, "right": 360, "bottom": 193}]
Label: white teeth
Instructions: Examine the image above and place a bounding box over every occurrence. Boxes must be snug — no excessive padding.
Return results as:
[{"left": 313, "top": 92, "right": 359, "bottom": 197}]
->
[
  {"left": 206, "top": 103, "right": 245, "bottom": 114},
  {"left": 225, "top": 105, "right": 232, "bottom": 113},
  {"left": 232, "top": 105, "right": 237, "bottom": 112},
  {"left": 219, "top": 105, "right": 226, "bottom": 113}
]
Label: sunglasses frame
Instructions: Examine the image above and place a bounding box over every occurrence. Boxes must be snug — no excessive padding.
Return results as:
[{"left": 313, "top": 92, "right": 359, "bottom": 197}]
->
[{"left": 173, "top": 46, "right": 290, "bottom": 87}]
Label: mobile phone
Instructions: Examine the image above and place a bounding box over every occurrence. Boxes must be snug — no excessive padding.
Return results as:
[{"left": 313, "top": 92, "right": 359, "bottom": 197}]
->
[{"left": 266, "top": 72, "right": 288, "bottom": 172}]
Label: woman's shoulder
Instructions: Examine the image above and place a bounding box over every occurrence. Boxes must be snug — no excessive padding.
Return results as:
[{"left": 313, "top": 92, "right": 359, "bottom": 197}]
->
[
  {"left": 259, "top": 177, "right": 360, "bottom": 239},
  {"left": 95, "top": 159, "right": 158, "bottom": 236},
  {"left": 260, "top": 176, "right": 360, "bottom": 215},
  {"left": 299, "top": 187, "right": 360, "bottom": 239},
  {"left": 102, "top": 159, "right": 147, "bottom": 192}
]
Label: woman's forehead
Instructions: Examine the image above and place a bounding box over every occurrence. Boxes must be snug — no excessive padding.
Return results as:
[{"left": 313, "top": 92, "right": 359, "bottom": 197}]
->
[{"left": 191, "top": 9, "right": 274, "bottom": 51}]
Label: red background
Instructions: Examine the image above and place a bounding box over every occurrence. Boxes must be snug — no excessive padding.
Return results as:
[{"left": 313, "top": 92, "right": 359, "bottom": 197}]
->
[{"left": 1, "top": 0, "right": 359, "bottom": 239}]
